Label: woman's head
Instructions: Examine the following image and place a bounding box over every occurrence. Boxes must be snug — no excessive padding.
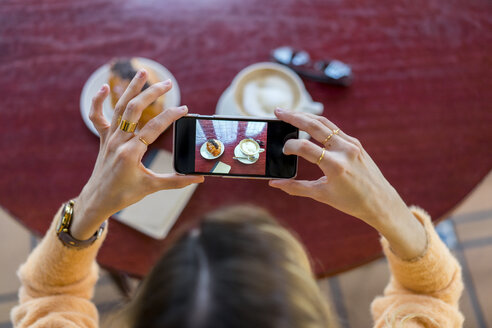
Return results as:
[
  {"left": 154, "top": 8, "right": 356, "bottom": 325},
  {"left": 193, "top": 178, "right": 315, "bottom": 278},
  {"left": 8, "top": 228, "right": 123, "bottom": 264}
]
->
[{"left": 124, "top": 205, "right": 332, "bottom": 328}]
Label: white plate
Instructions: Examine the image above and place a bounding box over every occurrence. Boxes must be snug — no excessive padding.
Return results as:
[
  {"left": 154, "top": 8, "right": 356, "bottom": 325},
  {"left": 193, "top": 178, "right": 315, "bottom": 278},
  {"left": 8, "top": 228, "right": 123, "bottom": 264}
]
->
[
  {"left": 234, "top": 144, "right": 259, "bottom": 164},
  {"left": 80, "top": 57, "right": 181, "bottom": 136},
  {"left": 200, "top": 140, "right": 225, "bottom": 159}
]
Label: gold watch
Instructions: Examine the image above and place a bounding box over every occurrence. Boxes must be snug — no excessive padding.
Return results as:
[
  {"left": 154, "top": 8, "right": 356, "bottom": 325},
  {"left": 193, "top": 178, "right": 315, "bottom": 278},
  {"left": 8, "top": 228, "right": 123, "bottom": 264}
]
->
[{"left": 56, "top": 200, "right": 106, "bottom": 249}]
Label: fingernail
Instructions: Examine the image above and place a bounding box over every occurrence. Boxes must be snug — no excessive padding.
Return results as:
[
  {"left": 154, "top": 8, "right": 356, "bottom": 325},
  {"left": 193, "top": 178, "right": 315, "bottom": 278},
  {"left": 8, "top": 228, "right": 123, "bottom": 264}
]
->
[
  {"left": 163, "top": 79, "right": 171, "bottom": 86},
  {"left": 179, "top": 105, "right": 188, "bottom": 112},
  {"left": 136, "top": 69, "right": 146, "bottom": 78},
  {"left": 275, "top": 107, "right": 284, "bottom": 113}
]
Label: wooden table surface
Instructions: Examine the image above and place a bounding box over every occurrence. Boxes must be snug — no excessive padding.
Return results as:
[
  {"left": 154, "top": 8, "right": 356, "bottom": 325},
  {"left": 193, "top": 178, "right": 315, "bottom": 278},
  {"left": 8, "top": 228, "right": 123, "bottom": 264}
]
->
[{"left": 1, "top": 0, "right": 491, "bottom": 278}]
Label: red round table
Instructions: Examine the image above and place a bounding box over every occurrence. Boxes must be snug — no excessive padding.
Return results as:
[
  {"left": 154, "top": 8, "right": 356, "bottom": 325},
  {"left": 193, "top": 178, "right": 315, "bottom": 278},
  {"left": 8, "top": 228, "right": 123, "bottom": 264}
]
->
[{"left": 1, "top": 0, "right": 491, "bottom": 278}]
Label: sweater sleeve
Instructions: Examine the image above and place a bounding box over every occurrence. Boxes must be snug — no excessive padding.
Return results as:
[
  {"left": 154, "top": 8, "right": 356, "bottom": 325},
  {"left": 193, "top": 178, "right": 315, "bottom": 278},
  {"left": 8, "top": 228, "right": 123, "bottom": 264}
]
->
[
  {"left": 371, "top": 206, "right": 464, "bottom": 327},
  {"left": 11, "top": 204, "right": 108, "bottom": 328}
]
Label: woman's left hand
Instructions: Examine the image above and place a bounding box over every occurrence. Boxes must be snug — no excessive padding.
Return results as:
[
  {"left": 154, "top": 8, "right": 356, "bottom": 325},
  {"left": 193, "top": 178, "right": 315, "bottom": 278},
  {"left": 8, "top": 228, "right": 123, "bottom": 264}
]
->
[
  {"left": 269, "top": 109, "right": 426, "bottom": 260},
  {"left": 71, "top": 70, "right": 204, "bottom": 240}
]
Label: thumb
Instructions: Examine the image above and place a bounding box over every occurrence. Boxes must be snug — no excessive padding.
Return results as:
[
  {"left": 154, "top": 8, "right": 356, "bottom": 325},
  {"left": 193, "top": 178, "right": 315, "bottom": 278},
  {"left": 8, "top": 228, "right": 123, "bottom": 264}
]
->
[
  {"left": 149, "top": 173, "right": 205, "bottom": 191},
  {"left": 89, "top": 84, "right": 110, "bottom": 137},
  {"left": 269, "top": 179, "right": 317, "bottom": 197}
]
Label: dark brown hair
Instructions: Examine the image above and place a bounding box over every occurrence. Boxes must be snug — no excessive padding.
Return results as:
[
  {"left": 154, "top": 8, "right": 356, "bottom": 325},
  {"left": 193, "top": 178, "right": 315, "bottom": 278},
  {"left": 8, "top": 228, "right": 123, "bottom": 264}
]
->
[{"left": 118, "top": 206, "right": 332, "bottom": 328}]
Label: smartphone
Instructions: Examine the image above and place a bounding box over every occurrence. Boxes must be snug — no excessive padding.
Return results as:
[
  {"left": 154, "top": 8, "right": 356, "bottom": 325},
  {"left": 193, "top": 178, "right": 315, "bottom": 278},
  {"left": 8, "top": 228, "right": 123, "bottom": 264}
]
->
[{"left": 173, "top": 115, "right": 298, "bottom": 179}]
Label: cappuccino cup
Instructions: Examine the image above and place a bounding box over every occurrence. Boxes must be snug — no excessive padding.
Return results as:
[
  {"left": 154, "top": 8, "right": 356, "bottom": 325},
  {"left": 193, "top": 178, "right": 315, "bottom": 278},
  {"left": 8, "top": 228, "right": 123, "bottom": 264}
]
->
[
  {"left": 239, "top": 139, "right": 264, "bottom": 156},
  {"left": 232, "top": 62, "right": 323, "bottom": 117}
]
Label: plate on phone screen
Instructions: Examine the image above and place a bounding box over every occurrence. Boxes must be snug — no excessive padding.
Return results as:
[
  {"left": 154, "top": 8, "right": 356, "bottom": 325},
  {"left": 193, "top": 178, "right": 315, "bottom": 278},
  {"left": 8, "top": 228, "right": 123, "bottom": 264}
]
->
[
  {"left": 80, "top": 57, "right": 181, "bottom": 136},
  {"left": 200, "top": 140, "right": 225, "bottom": 159}
]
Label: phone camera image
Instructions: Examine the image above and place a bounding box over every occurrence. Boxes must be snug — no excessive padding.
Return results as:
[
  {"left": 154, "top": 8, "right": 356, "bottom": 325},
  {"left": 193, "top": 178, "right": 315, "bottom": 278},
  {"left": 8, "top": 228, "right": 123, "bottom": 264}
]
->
[
  {"left": 174, "top": 115, "right": 298, "bottom": 178},
  {"left": 195, "top": 119, "right": 268, "bottom": 175}
]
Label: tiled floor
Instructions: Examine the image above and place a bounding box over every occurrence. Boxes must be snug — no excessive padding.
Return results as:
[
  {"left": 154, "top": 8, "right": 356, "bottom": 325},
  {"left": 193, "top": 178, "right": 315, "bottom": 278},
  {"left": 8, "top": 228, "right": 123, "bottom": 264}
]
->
[{"left": 1, "top": 171, "right": 491, "bottom": 327}]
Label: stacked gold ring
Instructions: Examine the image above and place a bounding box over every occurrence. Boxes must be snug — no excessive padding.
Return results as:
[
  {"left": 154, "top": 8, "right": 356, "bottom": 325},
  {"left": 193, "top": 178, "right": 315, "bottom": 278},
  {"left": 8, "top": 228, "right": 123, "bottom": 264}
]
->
[
  {"left": 317, "top": 148, "right": 326, "bottom": 165},
  {"left": 119, "top": 119, "right": 138, "bottom": 133},
  {"left": 138, "top": 137, "right": 150, "bottom": 146},
  {"left": 323, "top": 128, "right": 340, "bottom": 146}
]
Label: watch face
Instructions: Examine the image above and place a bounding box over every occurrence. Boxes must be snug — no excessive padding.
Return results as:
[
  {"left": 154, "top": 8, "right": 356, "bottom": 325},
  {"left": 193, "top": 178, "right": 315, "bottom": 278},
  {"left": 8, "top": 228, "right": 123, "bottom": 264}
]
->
[
  {"left": 56, "top": 216, "right": 63, "bottom": 233},
  {"left": 57, "top": 204, "right": 71, "bottom": 234}
]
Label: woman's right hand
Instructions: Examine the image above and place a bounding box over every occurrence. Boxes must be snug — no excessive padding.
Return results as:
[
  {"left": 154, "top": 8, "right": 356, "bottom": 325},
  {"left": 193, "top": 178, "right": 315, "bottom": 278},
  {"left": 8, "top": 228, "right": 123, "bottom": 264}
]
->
[
  {"left": 71, "top": 70, "right": 204, "bottom": 240},
  {"left": 269, "top": 109, "right": 427, "bottom": 260}
]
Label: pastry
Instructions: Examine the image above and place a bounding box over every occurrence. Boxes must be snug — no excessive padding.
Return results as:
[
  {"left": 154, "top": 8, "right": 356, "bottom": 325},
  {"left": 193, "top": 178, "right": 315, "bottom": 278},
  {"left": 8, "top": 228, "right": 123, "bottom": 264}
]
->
[
  {"left": 206, "top": 139, "right": 221, "bottom": 157},
  {"left": 108, "top": 58, "right": 165, "bottom": 127}
]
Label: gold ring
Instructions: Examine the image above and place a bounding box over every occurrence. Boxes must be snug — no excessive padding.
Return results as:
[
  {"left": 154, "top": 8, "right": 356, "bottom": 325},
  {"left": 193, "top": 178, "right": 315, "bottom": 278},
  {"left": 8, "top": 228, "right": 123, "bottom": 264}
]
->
[
  {"left": 138, "top": 137, "right": 150, "bottom": 146},
  {"left": 116, "top": 115, "right": 122, "bottom": 126},
  {"left": 322, "top": 132, "right": 334, "bottom": 145},
  {"left": 322, "top": 129, "right": 340, "bottom": 146},
  {"left": 119, "top": 119, "right": 138, "bottom": 133},
  {"left": 316, "top": 148, "right": 326, "bottom": 165}
]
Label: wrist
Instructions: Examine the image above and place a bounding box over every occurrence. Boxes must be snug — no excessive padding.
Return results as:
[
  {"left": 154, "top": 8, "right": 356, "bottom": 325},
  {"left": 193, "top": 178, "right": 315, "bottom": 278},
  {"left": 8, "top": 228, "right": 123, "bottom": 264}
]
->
[
  {"left": 363, "top": 186, "right": 407, "bottom": 231},
  {"left": 366, "top": 189, "right": 427, "bottom": 260},
  {"left": 377, "top": 206, "right": 427, "bottom": 260},
  {"left": 56, "top": 199, "right": 107, "bottom": 248},
  {"left": 71, "top": 191, "right": 109, "bottom": 240}
]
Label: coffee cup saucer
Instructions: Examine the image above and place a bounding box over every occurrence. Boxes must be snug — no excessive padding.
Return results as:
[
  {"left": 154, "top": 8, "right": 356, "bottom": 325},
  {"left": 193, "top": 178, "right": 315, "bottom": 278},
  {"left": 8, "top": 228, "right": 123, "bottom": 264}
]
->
[
  {"left": 216, "top": 86, "right": 241, "bottom": 116},
  {"left": 215, "top": 86, "right": 311, "bottom": 140},
  {"left": 234, "top": 145, "right": 259, "bottom": 164}
]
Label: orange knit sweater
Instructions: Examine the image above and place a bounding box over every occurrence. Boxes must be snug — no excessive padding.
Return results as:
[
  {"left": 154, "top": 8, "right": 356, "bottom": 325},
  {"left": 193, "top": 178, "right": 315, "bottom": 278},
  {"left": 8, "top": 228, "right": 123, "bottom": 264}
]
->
[{"left": 11, "top": 206, "right": 464, "bottom": 327}]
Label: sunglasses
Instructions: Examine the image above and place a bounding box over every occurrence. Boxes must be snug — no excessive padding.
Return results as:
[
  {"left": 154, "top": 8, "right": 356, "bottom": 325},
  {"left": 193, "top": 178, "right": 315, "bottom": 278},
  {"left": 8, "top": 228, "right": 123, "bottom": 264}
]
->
[{"left": 271, "top": 46, "right": 353, "bottom": 87}]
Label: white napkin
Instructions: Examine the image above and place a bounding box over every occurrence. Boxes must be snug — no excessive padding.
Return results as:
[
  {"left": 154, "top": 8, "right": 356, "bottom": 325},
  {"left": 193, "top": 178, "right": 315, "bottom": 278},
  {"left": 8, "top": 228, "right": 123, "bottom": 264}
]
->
[{"left": 114, "top": 150, "right": 198, "bottom": 239}]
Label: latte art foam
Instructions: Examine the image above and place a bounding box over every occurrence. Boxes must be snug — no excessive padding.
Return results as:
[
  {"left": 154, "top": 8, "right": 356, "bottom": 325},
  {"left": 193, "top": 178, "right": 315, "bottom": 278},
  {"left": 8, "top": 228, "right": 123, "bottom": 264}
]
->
[
  {"left": 242, "top": 75, "right": 294, "bottom": 116},
  {"left": 241, "top": 141, "right": 258, "bottom": 155}
]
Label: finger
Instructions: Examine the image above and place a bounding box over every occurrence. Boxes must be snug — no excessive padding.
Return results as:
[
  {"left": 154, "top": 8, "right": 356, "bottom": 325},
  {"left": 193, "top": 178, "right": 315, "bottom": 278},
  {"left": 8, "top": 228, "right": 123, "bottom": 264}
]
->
[
  {"left": 132, "top": 106, "right": 188, "bottom": 149},
  {"left": 89, "top": 84, "right": 110, "bottom": 137},
  {"left": 302, "top": 112, "right": 339, "bottom": 131},
  {"left": 110, "top": 69, "right": 148, "bottom": 132},
  {"left": 118, "top": 79, "right": 172, "bottom": 135},
  {"left": 146, "top": 172, "right": 205, "bottom": 191},
  {"left": 283, "top": 139, "right": 329, "bottom": 165},
  {"left": 302, "top": 112, "right": 363, "bottom": 149},
  {"left": 268, "top": 179, "right": 318, "bottom": 197},
  {"left": 274, "top": 108, "right": 335, "bottom": 146},
  {"left": 279, "top": 108, "right": 363, "bottom": 151}
]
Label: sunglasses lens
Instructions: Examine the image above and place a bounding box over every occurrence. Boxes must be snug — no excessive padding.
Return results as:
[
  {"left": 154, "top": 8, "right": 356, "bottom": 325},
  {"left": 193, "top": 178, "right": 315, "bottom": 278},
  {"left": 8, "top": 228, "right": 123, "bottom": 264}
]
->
[
  {"left": 272, "top": 47, "right": 293, "bottom": 64},
  {"left": 272, "top": 47, "right": 310, "bottom": 66},
  {"left": 292, "top": 51, "right": 310, "bottom": 66},
  {"left": 320, "top": 60, "right": 352, "bottom": 79}
]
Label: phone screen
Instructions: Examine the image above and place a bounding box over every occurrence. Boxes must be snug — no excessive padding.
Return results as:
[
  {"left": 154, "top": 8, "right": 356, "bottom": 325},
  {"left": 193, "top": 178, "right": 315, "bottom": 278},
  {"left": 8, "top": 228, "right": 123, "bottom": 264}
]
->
[{"left": 173, "top": 115, "right": 298, "bottom": 178}]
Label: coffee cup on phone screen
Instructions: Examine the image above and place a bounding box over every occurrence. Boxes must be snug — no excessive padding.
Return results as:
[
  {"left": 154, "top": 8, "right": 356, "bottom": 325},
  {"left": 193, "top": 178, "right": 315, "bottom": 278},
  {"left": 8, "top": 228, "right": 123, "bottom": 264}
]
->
[{"left": 239, "top": 138, "right": 265, "bottom": 157}]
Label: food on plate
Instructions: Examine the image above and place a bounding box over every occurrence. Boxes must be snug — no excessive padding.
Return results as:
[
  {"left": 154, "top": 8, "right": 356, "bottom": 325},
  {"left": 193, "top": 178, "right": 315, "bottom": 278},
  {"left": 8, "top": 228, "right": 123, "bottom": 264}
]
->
[
  {"left": 108, "top": 58, "right": 165, "bottom": 127},
  {"left": 206, "top": 139, "right": 221, "bottom": 157}
]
